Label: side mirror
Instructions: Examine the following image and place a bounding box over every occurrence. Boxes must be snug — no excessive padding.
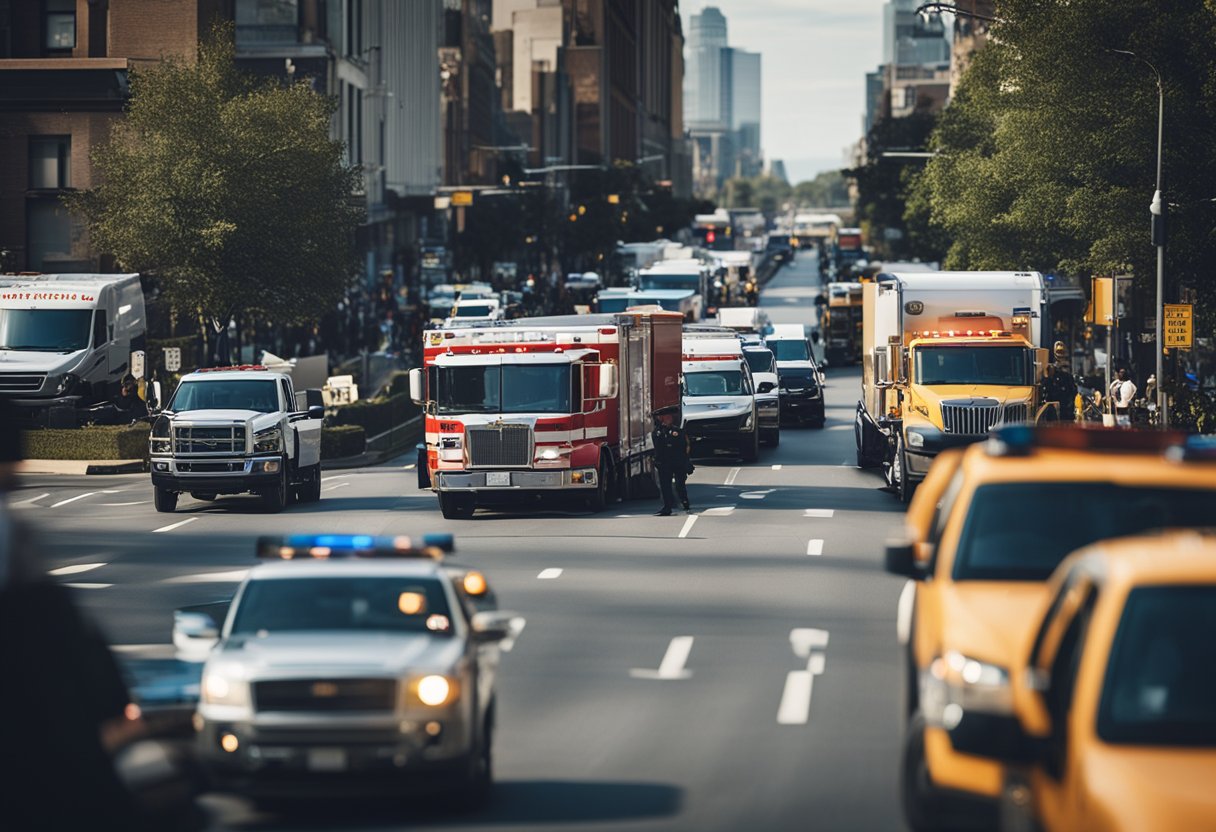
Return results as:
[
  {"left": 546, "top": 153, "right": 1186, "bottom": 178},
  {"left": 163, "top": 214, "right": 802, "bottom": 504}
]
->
[
  {"left": 173, "top": 610, "right": 220, "bottom": 658},
  {"left": 757, "top": 381, "right": 775, "bottom": 394},
  {"left": 470, "top": 610, "right": 515, "bottom": 643},
  {"left": 307, "top": 405, "right": 324, "bottom": 420},
  {"left": 408, "top": 367, "right": 425, "bottom": 405},
  {"left": 584, "top": 363, "right": 618, "bottom": 401},
  {"left": 884, "top": 536, "right": 925, "bottom": 579}
]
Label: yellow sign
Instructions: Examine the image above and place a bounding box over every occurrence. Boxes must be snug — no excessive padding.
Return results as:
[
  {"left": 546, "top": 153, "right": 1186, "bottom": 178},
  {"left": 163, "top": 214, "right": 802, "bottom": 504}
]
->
[
  {"left": 1089, "top": 277, "right": 1114, "bottom": 324},
  {"left": 450, "top": 191, "right": 474, "bottom": 207},
  {"left": 1164, "top": 303, "right": 1193, "bottom": 349},
  {"left": 607, "top": 194, "right": 621, "bottom": 204}
]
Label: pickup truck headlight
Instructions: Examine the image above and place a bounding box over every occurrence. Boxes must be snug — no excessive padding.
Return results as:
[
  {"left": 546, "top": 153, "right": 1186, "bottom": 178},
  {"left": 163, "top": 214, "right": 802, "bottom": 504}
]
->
[
  {"left": 906, "top": 430, "right": 925, "bottom": 449},
  {"left": 201, "top": 666, "right": 251, "bottom": 708},
  {"left": 253, "top": 426, "right": 283, "bottom": 454},
  {"left": 413, "top": 674, "right": 457, "bottom": 707},
  {"left": 921, "top": 651, "right": 1012, "bottom": 729}
]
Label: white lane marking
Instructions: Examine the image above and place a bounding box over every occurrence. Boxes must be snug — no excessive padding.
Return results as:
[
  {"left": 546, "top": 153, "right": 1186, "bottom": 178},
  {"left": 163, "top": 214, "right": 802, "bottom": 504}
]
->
[
  {"left": 630, "top": 636, "right": 694, "bottom": 680},
  {"left": 63, "top": 582, "right": 112, "bottom": 590},
  {"left": 111, "top": 643, "right": 177, "bottom": 658},
  {"left": 896, "top": 580, "right": 917, "bottom": 646},
  {"left": 100, "top": 501, "right": 149, "bottom": 507},
  {"left": 99, "top": 489, "right": 125, "bottom": 494},
  {"left": 806, "top": 539, "right": 824, "bottom": 556},
  {"left": 12, "top": 492, "right": 50, "bottom": 506},
  {"left": 51, "top": 492, "right": 97, "bottom": 508},
  {"left": 741, "top": 489, "right": 774, "bottom": 500},
  {"left": 779, "top": 628, "right": 830, "bottom": 725},
  {"left": 827, "top": 424, "right": 851, "bottom": 431},
  {"left": 771, "top": 464, "right": 783, "bottom": 471},
  {"left": 49, "top": 562, "right": 107, "bottom": 576},
  {"left": 500, "top": 617, "right": 527, "bottom": 652},
  {"left": 322, "top": 482, "right": 350, "bottom": 492},
  {"left": 677, "top": 515, "right": 698, "bottom": 538},
  {"left": 152, "top": 517, "right": 198, "bottom": 533},
  {"left": 700, "top": 505, "right": 736, "bottom": 516},
  {"left": 403, "top": 463, "right": 416, "bottom": 470},
  {"left": 163, "top": 569, "right": 249, "bottom": 584},
  {"left": 724, "top": 467, "right": 741, "bottom": 486},
  {"left": 804, "top": 509, "right": 835, "bottom": 518},
  {"left": 537, "top": 568, "right": 563, "bottom": 580}
]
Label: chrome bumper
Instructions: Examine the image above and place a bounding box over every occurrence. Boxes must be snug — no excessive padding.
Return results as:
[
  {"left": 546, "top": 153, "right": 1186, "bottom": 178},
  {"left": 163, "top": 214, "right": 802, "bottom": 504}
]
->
[{"left": 435, "top": 467, "right": 597, "bottom": 491}]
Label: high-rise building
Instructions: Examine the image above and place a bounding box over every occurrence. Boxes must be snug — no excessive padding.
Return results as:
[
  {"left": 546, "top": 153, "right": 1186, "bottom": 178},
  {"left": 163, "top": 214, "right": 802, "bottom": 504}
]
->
[
  {"left": 684, "top": 6, "right": 728, "bottom": 129},
  {"left": 731, "top": 49, "right": 761, "bottom": 177},
  {"left": 882, "top": 0, "right": 949, "bottom": 67}
]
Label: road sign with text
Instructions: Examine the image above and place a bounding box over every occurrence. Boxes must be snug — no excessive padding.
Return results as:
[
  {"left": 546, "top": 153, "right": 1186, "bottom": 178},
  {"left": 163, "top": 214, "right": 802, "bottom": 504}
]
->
[{"left": 1164, "top": 304, "right": 1192, "bottom": 349}]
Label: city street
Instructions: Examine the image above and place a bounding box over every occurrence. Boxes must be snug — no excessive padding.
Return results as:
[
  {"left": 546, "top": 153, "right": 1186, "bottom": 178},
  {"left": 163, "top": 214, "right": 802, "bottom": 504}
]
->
[{"left": 18, "top": 256, "right": 911, "bottom": 831}]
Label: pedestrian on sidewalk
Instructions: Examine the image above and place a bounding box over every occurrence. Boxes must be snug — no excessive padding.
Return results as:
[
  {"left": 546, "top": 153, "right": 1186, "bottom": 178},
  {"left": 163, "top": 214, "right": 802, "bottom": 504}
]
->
[
  {"left": 652, "top": 407, "right": 692, "bottom": 516},
  {"left": 1110, "top": 368, "right": 1137, "bottom": 427}
]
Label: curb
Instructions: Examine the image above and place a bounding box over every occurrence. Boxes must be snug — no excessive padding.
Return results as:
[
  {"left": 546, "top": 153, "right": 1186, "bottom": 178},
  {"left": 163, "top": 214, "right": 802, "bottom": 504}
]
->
[{"left": 23, "top": 459, "right": 146, "bottom": 476}]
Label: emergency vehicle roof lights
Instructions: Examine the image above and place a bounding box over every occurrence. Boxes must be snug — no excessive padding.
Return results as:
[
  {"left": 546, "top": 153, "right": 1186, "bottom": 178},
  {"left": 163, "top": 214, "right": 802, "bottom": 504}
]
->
[
  {"left": 987, "top": 424, "right": 1190, "bottom": 458},
  {"left": 195, "top": 365, "right": 269, "bottom": 373},
  {"left": 1168, "top": 435, "right": 1216, "bottom": 463},
  {"left": 257, "top": 533, "right": 456, "bottom": 560}
]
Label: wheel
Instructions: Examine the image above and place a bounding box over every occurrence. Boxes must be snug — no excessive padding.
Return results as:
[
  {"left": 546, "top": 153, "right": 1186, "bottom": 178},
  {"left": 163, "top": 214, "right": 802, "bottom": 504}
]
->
[
  {"left": 856, "top": 409, "right": 880, "bottom": 469},
  {"left": 153, "top": 486, "right": 177, "bottom": 513},
  {"left": 739, "top": 428, "right": 759, "bottom": 462},
  {"left": 189, "top": 492, "right": 216, "bottom": 502},
  {"left": 295, "top": 464, "right": 322, "bottom": 503},
  {"left": 763, "top": 427, "right": 780, "bottom": 447},
  {"left": 893, "top": 438, "right": 913, "bottom": 504},
  {"left": 901, "top": 711, "right": 946, "bottom": 832},
  {"left": 261, "top": 466, "right": 288, "bottom": 513},
  {"left": 464, "top": 706, "right": 495, "bottom": 809},
  {"left": 439, "top": 491, "right": 475, "bottom": 519},
  {"left": 586, "top": 459, "right": 608, "bottom": 513}
]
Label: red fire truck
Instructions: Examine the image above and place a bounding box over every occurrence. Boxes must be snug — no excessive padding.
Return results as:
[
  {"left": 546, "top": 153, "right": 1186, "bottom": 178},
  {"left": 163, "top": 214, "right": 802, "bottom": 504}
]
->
[{"left": 408, "top": 310, "right": 683, "bottom": 518}]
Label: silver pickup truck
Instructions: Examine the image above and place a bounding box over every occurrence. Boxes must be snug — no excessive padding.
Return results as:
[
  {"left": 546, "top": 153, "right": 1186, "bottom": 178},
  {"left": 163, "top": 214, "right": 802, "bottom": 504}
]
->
[{"left": 149, "top": 367, "right": 323, "bottom": 513}]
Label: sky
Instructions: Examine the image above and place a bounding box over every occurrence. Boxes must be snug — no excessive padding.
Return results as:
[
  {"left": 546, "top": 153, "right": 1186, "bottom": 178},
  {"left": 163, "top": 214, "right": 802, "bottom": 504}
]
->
[{"left": 682, "top": 0, "right": 888, "bottom": 184}]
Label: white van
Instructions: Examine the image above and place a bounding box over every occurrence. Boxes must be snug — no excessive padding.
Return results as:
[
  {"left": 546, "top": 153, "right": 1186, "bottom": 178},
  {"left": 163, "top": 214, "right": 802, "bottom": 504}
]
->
[{"left": 0, "top": 273, "right": 146, "bottom": 416}]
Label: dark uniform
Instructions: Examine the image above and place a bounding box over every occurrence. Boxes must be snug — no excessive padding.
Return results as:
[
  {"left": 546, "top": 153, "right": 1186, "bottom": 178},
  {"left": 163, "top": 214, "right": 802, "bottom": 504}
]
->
[
  {"left": 653, "top": 418, "right": 692, "bottom": 515},
  {"left": 1041, "top": 363, "right": 1077, "bottom": 421}
]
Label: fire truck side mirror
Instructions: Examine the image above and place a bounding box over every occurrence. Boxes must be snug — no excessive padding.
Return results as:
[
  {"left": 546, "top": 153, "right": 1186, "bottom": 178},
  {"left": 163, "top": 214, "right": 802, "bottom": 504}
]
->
[
  {"left": 408, "top": 368, "right": 425, "bottom": 405},
  {"left": 584, "top": 363, "right": 618, "bottom": 401}
]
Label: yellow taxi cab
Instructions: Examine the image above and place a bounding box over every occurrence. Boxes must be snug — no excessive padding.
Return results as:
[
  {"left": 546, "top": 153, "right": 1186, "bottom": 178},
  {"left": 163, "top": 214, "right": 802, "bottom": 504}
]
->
[
  {"left": 950, "top": 529, "right": 1216, "bottom": 832},
  {"left": 884, "top": 426, "right": 1216, "bottom": 831}
]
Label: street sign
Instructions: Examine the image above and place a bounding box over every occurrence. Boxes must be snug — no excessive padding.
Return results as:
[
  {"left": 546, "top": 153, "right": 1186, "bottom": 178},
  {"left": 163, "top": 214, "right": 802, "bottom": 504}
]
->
[
  {"left": 130, "top": 350, "right": 146, "bottom": 379},
  {"left": 164, "top": 347, "right": 182, "bottom": 373},
  {"left": 1164, "top": 304, "right": 1193, "bottom": 349},
  {"left": 450, "top": 191, "right": 474, "bottom": 207}
]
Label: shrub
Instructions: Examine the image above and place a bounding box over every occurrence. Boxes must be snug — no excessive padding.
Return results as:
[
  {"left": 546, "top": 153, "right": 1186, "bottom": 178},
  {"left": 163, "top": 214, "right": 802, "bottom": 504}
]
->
[
  {"left": 23, "top": 424, "right": 151, "bottom": 460},
  {"left": 330, "top": 392, "right": 420, "bottom": 438},
  {"left": 321, "top": 425, "right": 366, "bottom": 459}
]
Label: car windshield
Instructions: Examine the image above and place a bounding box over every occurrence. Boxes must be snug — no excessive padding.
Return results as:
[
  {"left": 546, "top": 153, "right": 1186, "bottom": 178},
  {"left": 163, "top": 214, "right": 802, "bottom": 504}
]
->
[
  {"left": 454, "top": 304, "right": 494, "bottom": 318},
  {"left": 230, "top": 577, "right": 454, "bottom": 636},
  {"left": 435, "top": 364, "right": 571, "bottom": 414},
  {"left": 596, "top": 297, "right": 631, "bottom": 313},
  {"left": 640, "top": 273, "right": 700, "bottom": 291},
  {"left": 778, "top": 368, "right": 817, "bottom": 388},
  {"left": 915, "top": 346, "right": 1031, "bottom": 386},
  {"left": 768, "top": 339, "right": 810, "bottom": 361},
  {"left": 744, "top": 351, "right": 774, "bottom": 374},
  {"left": 169, "top": 379, "right": 279, "bottom": 413},
  {"left": 0, "top": 308, "right": 94, "bottom": 352},
  {"left": 954, "top": 483, "right": 1216, "bottom": 581},
  {"left": 685, "top": 370, "right": 745, "bottom": 397},
  {"left": 1098, "top": 586, "right": 1216, "bottom": 746}
]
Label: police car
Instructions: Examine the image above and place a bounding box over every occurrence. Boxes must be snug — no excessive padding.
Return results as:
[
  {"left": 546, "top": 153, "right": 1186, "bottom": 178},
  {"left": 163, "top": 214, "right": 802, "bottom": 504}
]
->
[{"left": 179, "top": 534, "right": 516, "bottom": 802}]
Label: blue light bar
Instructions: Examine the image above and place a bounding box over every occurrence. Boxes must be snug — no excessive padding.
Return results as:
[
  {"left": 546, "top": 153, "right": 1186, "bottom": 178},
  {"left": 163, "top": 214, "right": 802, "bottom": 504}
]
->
[{"left": 256, "top": 533, "right": 456, "bottom": 559}]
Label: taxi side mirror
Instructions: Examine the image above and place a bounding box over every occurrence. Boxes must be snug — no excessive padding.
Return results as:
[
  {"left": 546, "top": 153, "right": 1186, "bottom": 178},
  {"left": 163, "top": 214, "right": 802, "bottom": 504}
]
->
[
  {"left": 884, "top": 536, "right": 926, "bottom": 580},
  {"left": 470, "top": 611, "right": 515, "bottom": 643}
]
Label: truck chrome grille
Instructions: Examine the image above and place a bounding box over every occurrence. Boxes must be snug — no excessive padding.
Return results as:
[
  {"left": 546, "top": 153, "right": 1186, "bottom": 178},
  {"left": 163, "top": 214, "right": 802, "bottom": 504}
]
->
[
  {"left": 940, "top": 399, "right": 1003, "bottom": 435},
  {"left": 0, "top": 372, "right": 47, "bottom": 393},
  {"left": 1002, "top": 403, "right": 1029, "bottom": 424},
  {"left": 466, "top": 424, "right": 533, "bottom": 467},
  {"left": 172, "top": 425, "right": 246, "bottom": 455},
  {"left": 254, "top": 678, "right": 397, "bottom": 713}
]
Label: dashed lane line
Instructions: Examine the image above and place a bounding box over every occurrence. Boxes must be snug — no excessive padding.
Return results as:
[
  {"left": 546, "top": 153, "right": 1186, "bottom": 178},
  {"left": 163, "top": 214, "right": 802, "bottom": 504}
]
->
[
  {"left": 700, "top": 505, "right": 736, "bottom": 516},
  {"left": 537, "top": 568, "right": 563, "bottom": 580},
  {"left": 630, "top": 636, "right": 694, "bottom": 680},
  {"left": 804, "top": 509, "right": 835, "bottom": 518},
  {"left": 806, "top": 539, "right": 824, "bottom": 556},
  {"left": 771, "top": 464, "right": 783, "bottom": 471},
  {"left": 723, "top": 467, "right": 741, "bottom": 486},
  {"left": 323, "top": 482, "right": 351, "bottom": 492},
  {"left": 11, "top": 492, "right": 49, "bottom": 506},
  {"left": 163, "top": 569, "right": 249, "bottom": 584},
  {"left": 51, "top": 492, "right": 98, "bottom": 508},
  {"left": 677, "top": 515, "right": 698, "bottom": 539},
  {"left": 741, "top": 489, "right": 774, "bottom": 500},
  {"left": 64, "top": 582, "right": 112, "bottom": 590},
  {"left": 49, "top": 562, "right": 107, "bottom": 576},
  {"left": 101, "top": 501, "right": 149, "bottom": 507},
  {"left": 152, "top": 517, "right": 198, "bottom": 534}
]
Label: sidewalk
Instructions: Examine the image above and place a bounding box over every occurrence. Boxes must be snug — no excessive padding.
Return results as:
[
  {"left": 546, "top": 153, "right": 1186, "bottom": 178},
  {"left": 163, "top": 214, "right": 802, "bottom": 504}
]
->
[{"left": 23, "top": 459, "right": 145, "bottom": 476}]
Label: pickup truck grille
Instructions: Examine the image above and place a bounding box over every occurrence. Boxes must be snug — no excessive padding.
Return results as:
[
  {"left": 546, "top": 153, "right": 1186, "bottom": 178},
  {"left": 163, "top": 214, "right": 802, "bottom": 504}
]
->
[
  {"left": 940, "top": 400, "right": 1028, "bottom": 435},
  {"left": 254, "top": 678, "right": 398, "bottom": 713},
  {"left": 0, "top": 372, "right": 47, "bottom": 393},
  {"left": 466, "top": 424, "right": 533, "bottom": 468},
  {"left": 172, "top": 425, "right": 246, "bottom": 455}
]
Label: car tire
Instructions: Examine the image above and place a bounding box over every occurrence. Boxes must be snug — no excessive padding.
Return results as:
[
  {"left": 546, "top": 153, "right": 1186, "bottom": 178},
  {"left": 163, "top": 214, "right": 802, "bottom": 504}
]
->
[
  {"left": 901, "top": 711, "right": 944, "bottom": 832},
  {"left": 586, "top": 458, "right": 608, "bottom": 513},
  {"left": 763, "top": 427, "right": 780, "bottom": 447},
  {"left": 740, "top": 428, "right": 759, "bottom": 462},
  {"left": 439, "top": 492, "right": 475, "bottom": 519},
  {"left": 261, "top": 466, "right": 288, "bottom": 513},
  {"left": 153, "top": 486, "right": 177, "bottom": 513},
  {"left": 296, "top": 464, "right": 322, "bottom": 503},
  {"left": 856, "top": 409, "right": 880, "bottom": 469},
  {"left": 894, "top": 438, "right": 913, "bottom": 504}
]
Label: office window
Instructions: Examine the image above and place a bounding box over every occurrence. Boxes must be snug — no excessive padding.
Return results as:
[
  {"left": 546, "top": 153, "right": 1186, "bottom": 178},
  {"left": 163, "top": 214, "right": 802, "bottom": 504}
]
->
[
  {"left": 27, "top": 197, "right": 73, "bottom": 272},
  {"left": 44, "top": 0, "right": 75, "bottom": 51},
  {"left": 29, "top": 136, "right": 71, "bottom": 190},
  {"left": 235, "top": 0, "right": 299, "bottom": 46}
]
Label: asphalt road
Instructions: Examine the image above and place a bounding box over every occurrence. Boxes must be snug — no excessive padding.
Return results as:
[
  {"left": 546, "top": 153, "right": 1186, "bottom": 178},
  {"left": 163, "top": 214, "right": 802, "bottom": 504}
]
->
[{"left": 16, "top": 253, "right": 911, "bottom": 831}]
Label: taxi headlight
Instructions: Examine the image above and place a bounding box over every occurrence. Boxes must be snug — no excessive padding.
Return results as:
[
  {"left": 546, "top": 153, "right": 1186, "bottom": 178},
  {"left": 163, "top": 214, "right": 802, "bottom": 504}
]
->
[
  {"left": 921, "top": 651, "right": 1012, "bottom": 729},
  {"left": 415, "top": 675, "right": 454, "bottom": 707},
  {"left": 201, "top": 667, "right": 250, "bottom": 707},
  {"left": 906, "top": 430, "right": 925, "bottom": 449},
  {"left": 254, "top": 426, "right": 283, "bottom": 453}
]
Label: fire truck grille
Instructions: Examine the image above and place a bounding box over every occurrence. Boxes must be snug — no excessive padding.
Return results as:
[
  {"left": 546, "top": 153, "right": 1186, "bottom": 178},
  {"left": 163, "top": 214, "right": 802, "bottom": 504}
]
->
[
  {"left": 466, "top": 424, "right": 534, "bottom": 467},
  {"left": 173, "top": 425, "right": 246, "bottom": 455}
]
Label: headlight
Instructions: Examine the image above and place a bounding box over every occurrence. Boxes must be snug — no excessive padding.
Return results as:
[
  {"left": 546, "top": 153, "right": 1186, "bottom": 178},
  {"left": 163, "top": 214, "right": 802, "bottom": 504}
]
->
[
  {"left": 741, "top": 412, "right": 754, "bottom": 430},
  {"left": 906, "top": 430, "right": 925, "bottom": 449},
  {"left": 415, "top": 674, "right": 454, "bottom": 707},
  {"left": 201, "top": 666, "right": 250, "bottom": 707},
  {"left": 253, "top": 426, "right": 283, "bottom": 453},
  {"left": 55, "top": 373, "right": 80, "bottom": 396},
  {"left": 150, "top": 437, "right": 171, "bottom": 455},
  {"left": 921, "top": 651, "right": 1012, "bottom": 729}
]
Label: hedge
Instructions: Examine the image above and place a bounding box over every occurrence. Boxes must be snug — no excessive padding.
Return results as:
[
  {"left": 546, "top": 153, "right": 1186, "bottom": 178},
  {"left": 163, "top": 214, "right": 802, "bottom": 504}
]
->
[
  {"left": 330, "top": 392, "right": 420, "bottom": 438},
  {"left": 321, "top": 425, "right": 366, "bottom": 460},
  {"left": 23, "top": 424, "right": 151, "bottom": 461}
]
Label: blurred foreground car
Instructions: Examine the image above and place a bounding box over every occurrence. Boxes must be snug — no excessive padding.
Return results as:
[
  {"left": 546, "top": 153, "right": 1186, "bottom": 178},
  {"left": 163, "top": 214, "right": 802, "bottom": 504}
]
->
[
  {"left": 951, "top": 530, "right": 1216, "bottom": 832},
  {"left": 886, "top": 428, "right": 1216, "bottom": 831},
  {"left": 178, "top": 534, "right": 516, "bottom": 805}
]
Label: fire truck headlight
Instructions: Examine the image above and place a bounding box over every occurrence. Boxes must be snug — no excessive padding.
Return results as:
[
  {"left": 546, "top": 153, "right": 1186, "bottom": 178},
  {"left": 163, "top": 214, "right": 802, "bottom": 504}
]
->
[{"left": 540, "top": 448, "right": 560, "bottom": 460}]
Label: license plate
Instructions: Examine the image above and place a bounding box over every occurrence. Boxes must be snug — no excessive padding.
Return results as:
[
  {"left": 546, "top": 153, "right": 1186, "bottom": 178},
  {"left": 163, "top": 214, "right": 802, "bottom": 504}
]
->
[
  {"left": 486, "top": 472, "right": 511, "bottom": 487},
  {"left": 307, "top": 749, "right": 348, "bottom": 772}
]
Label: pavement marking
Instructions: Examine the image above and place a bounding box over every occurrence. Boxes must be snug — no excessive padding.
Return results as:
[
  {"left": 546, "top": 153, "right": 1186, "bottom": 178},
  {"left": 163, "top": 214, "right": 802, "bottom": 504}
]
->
[
  {"left": 323, "top": 482, "right": 351, "bottom": 492},
  {"left": 537, "top": 568, "right": 563, "bottom": 580},
  {"left": 403, "top": 463, "right": 416, "bottom": 470},
  {"left": 804, "top": 508, "right": 835, "bottom": 518},
  {"left": 630, "top": 636, "right": 694, "bottom": 680},
  {"left": 896, "top": 580, "right": 916, "bottom": 646},
  {"left": 806, "top": 539, "right": 825, "bottom": 556},
  {"left": 49, "top": 562, "right": 107, "bottom": 576},
  {"left": 51, "top": 492, "right": 98, "bottom": 508},
  {"left": 164, "top": 569, "right": 249, "bottom": 584},
  {"left": 677, "top": 515, "right": 698, "bottom": 538},
  {"left": 63, "top": 582, "right": 112, "bottom": 590},
  {"left": 724, "top": 467, "right": 741, "bottom": 486},
  {"left": 779, "top": 628, "right": 830, "bottom": 725},
  {"left": 700, "top": 505, "right": 736, "bottom": 516},
  {"left": 500, "top": 617, "right": 526, "bottom": 652},
  {"left": 12, "top": 492, "right": 50, "bottom": 506},
  {"left": 740, "top": 489, "right": 774, "bottom": 500},
  {"left": 101, "top": 501, "right": 148, "bottom": 507},
  {"left": 111, "top": 644, "right": 177, "bottom": 659},
  {"left": 152, "top": 517, "right": 198, "bottom": 533},
  {"left": 771, "top": 464, "right": 783, "bottom": 471},
  {"left": 827, "top": 424, "right": 851, "bottom": 431}
]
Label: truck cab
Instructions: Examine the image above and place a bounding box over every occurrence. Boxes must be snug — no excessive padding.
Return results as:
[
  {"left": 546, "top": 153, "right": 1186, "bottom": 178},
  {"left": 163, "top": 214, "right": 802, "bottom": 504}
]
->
[
  {"left": 681, "top": 335, "right": 760, "bottom": 461},
  {"left": 638, "top": 261, "right": 707, "bottom": 321},
  {"left": 765, "top": 324, "right": 826, "bottom": 428},
  {"left": 149, "top": 366, "right": 323, "bottom": 513}
]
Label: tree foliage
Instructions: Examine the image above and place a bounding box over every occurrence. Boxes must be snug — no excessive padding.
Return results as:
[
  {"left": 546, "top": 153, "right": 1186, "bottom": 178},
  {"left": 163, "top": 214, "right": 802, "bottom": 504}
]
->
[
  {"left": 792, "top": 170, "right": 850, "bottom": 208},
  {"left": 68, "top": 26, "right": 363, "bottom": 325}
]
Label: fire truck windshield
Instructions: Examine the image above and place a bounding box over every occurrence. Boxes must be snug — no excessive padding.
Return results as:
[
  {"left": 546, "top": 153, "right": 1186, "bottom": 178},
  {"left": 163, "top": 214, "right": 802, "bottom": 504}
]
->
[
  {"left": 914, "top": 345, "right": 1032, "bottom": 386},
  {"left": 436, "top": 364, "right": 572, "bottom": 414}
]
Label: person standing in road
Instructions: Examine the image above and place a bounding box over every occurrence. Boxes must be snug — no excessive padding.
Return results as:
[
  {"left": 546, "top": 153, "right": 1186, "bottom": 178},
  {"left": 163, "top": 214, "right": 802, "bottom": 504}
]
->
[
  {"left": 1110, "top": 368, "right": 1137, "bottom": 427},
  {"left": 652, "top": 407, "right": 692, "bottom": 516},
  {"left": 1041, "top": 341, "right": 1077, "bottom": 421}
]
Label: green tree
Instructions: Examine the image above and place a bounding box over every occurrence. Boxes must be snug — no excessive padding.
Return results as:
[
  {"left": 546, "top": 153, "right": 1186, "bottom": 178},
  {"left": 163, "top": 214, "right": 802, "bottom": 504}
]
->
[
  {"left": 68, "top": 26, "right": 362, "bottom": 329},
  {"left": 792, "top": 170, "right": 849, "bottom": 208}
]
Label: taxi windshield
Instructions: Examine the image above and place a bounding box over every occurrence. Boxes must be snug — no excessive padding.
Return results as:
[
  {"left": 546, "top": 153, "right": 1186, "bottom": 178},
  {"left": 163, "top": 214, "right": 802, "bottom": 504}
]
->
[
  {"left": 1099, "top": 586, "right": 1216, "bottom": 746},
  {"left": 230, "top": 577, "right": 454, "bottom": 635},
  {"left": 954, "top": 483, "right": 1216, "bottom": 581},
  {"left": 685, "top": 370, "right": 745, "bottom": 397}
]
